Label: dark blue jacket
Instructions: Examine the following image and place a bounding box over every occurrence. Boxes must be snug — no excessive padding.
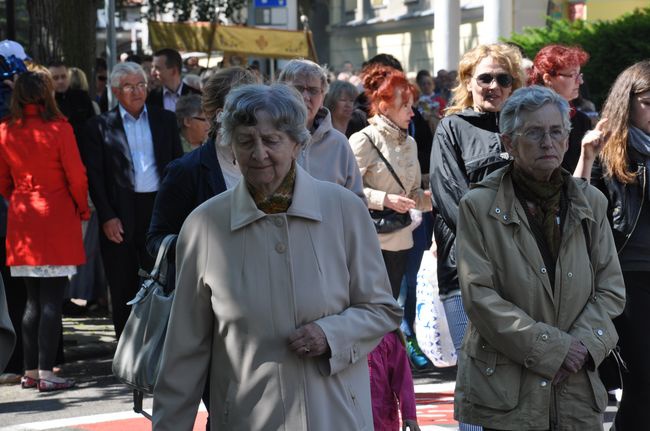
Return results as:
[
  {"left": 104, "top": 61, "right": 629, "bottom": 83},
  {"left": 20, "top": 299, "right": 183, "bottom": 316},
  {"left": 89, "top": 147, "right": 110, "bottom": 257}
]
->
[{"left": 146, "top": 137, "right": 227, "bottom": 257}]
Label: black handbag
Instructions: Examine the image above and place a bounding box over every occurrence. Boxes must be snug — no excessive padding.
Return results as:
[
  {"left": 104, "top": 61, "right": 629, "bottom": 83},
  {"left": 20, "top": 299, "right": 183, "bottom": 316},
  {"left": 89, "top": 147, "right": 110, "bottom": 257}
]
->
[{"left": 362, "top": 132, "right": 412, "bottom": 233}]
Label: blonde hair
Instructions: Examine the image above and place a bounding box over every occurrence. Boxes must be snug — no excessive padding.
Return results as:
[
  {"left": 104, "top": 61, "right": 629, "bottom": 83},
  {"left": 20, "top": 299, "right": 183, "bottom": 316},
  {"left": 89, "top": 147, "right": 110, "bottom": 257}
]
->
[
  {"left": 68, "top": 67, "right": 89, "bottom": 92},
  {"left": 446, "top": 43, "right": 525, "bottom": 115},
  {"left": 600, "top": 60, "right": 650, "bottom": 184}
]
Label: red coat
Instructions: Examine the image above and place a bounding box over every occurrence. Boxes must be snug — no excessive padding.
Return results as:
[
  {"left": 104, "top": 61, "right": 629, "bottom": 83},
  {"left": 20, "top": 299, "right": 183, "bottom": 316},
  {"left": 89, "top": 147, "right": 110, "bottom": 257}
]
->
[{"left": 0, "top": 105, "right": 90, "bottom": 266}]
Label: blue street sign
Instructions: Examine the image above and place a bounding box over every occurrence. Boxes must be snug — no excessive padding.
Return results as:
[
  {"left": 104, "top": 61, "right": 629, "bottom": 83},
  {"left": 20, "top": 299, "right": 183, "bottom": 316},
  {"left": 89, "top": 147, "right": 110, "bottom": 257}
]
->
[{"left": 254, "top": 0, "right": 286, "bottom": 7}]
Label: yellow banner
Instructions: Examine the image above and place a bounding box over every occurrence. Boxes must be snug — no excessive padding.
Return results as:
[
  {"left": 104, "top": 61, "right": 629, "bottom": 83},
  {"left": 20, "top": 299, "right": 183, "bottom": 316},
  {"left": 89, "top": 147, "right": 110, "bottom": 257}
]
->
[{"left": 148, "top": 21, "right": 315, "bottom": 60}]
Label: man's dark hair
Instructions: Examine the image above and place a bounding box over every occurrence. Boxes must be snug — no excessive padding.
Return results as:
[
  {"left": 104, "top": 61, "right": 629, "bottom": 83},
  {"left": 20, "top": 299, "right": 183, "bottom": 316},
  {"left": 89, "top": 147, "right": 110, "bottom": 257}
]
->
[
  {"left": 95, "top": 57, "right": 107, "bottom": 72},
  {"left": 126, "top": 54, "right": 142, "bottom": 64},
  {"left": 361, "top": 54, "right": 403, "bottom": 72},
  {"left": 47, "top": 60, "right": 67, "bottom": 69},
  {"left": 153, "top": 48, "right": 182, "bottom": 73}
]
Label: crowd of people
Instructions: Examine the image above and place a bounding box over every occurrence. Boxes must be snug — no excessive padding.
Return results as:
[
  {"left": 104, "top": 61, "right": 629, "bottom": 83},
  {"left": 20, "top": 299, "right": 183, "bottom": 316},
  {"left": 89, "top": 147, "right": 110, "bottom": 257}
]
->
[{"left": 0, "top": 37, "right": 648, "bottom": 430}]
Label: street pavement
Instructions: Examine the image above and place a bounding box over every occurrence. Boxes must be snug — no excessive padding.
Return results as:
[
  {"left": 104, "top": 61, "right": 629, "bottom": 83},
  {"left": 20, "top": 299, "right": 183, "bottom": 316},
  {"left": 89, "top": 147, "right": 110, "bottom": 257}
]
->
[{"left": 0, "top": 313, "right": 616, "bottom": 430}]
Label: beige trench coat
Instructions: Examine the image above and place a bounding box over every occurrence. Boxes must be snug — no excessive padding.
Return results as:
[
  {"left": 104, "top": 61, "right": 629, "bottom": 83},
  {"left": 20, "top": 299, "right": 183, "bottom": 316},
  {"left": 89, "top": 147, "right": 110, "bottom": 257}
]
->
[
  {"left": 349, "top": 115, "right": 431, "bottom": 251},
  {"left": 153, "top": 166, "right": 401, "bottom": 430},
  {"left": 455, "top": 167, "right": 625, "bottom": 430}
]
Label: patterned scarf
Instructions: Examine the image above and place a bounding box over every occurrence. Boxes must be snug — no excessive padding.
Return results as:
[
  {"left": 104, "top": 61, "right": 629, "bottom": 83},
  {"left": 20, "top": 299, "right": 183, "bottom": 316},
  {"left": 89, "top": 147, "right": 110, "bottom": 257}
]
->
[
  {"left": 378, "top": 114, "right": 408, "bottom": 142},
  {"left": 248, "top": 162, "right": 296, "bottom": 214},
  {"left": 511, "top": 164, "right": 564, "bottom": 259}
]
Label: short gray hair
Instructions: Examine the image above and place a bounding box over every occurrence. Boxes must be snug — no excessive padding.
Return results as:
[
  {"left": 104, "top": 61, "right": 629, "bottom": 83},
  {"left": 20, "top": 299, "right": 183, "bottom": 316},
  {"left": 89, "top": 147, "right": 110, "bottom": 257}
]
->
[
  {"left": 110, "top": 62, "right": 147, "bottom": 88},
  {"left": 277, "top": 59, "right": 329, "bottom": 94},
  {"left": 323, "top": 80, "right": 359, "bottom": 112},
  {"left": 175, "top": 94, "right": 203, "bottom": 130},
  {"left": 220, "top": 84, "right": 311, "bottom": 148},
  {"left": 500, "top": 85, "right": 571, "bottom": 137}
]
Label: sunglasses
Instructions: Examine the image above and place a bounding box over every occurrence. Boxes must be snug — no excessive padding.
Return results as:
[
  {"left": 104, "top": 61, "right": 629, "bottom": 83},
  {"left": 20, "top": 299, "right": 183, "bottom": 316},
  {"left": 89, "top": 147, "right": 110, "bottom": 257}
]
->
[
  {"left": 97, "top": 75, "right": 107, "bottom": 82},
  {"left": 474, "top": 73, "right": 513, "bottom": 88}
]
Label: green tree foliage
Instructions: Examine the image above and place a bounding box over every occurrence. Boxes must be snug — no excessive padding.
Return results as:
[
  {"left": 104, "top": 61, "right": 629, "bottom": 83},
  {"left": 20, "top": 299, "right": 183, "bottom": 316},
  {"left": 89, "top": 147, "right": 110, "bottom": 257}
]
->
[
  {"left": 147, "top": 0, "right": 246, "bottom": 24},
  {"left": 507, "top": 7, "right": 650, "bottom": 108}
]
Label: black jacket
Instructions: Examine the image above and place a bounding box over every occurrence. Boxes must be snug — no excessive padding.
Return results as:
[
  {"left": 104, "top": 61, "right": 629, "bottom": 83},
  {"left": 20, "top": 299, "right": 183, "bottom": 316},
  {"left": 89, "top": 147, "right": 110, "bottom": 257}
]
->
[
  {"left": 563, "top": 110, "right": 592, "bottom": 173},
  {"left": 591, "top": 151, "right": 647, "bottom": 253},
  {"left": 55, "top": 89, "right": 96, "bottom": 144},
  {"left": 429, "top": 109, "right": 511, "bottom": 295},
  {"left": 146, "top": 82, "right": 201, "bottom": 110},
  {"left": 82, "top": 106, "right": 183, "bottom": 241},
  {"left": 146, "top": 138, "right": 227, "bottom": 258}
]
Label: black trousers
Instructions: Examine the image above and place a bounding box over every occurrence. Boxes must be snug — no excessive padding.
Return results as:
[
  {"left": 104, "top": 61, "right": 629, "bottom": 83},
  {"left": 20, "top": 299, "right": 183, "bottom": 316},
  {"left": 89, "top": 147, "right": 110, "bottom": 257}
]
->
[
  {"left": 22, "top": 277, "right": 67, "bottom": 371},
  {"left": 100, "top": 192, "right": 156, "bottom": 339},
  {"left": 381, "top": 249, "right": 410, "bottom": 299},
  {"left": 614, "top": 271, "right": 650, "bottom": 430}
]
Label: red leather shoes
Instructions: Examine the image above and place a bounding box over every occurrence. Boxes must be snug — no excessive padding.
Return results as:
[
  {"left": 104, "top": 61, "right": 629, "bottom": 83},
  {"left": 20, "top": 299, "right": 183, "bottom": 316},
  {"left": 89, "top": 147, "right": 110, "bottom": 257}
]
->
[
  {"left": 21, "top": 375, "right": 38, "bottom": 389},
  {"left": 38, "top": 378, "right": 75, "bottom": 392}
]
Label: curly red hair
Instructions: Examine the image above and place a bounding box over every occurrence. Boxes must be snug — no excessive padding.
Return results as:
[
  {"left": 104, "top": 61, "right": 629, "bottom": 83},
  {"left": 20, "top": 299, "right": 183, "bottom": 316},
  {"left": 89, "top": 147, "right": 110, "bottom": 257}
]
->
[
  {"left": 362, "top": 64, "right": 418, "bottom": 116},
  {"left": 528, "top": 44, "right": 589, "bottom": 86}
]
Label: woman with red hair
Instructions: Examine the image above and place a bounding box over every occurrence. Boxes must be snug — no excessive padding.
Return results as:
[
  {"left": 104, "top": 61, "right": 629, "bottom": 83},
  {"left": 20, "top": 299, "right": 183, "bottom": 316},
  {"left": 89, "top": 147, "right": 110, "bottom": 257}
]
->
[
  {"left": 349, "top": 65, "right": 432, "bottom": 299},
  {"left": 529, "top": 44, "right": 605, "bottom": 172}
]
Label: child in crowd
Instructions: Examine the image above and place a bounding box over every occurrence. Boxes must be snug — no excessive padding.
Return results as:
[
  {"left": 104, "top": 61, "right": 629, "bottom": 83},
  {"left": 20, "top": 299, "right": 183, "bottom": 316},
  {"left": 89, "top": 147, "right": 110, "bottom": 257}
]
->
[{"left": 368, "top": 330, "right": 421, "bottom": 431}]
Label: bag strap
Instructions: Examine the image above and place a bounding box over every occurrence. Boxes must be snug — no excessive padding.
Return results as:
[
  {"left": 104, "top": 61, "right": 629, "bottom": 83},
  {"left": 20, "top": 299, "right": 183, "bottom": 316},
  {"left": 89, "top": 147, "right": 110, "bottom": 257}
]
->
[
  {"left": 137, "top": 234, "right": 176, "bottom": 285},
  {"left": 361, "top": 132, "right": 407, "bottom": 193}
]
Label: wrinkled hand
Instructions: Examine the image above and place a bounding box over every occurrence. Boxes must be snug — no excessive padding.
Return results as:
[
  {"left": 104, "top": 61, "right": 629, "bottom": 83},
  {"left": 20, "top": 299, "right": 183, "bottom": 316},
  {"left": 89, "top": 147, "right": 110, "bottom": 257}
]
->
[
  {"left": 580, "top": 118, "right": 608, "bottom": 162},
  {"left": 102, "top": 217, "right": 124, "bottom": 244},
  {"left": 553, "top": 338, "right": 589, "bottom": 385},
  {"left": 384, "top": 194, "right": 416, "bottom": 214},
  {"left": 402, "top": 419, "right": 421, "bottom": 431},
  {"left": 288, "top": 322, "right": 329, "bottom": 358}
]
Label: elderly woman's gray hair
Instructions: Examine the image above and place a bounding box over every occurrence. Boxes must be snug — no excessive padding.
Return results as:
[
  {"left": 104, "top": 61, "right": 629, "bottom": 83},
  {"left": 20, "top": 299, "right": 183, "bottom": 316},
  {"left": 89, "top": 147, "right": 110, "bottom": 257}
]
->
[
  {"left": 499, "top": 85, "right": 571, "bottom": 137},
  {"left": 110, "top": 62, "right": 147, "bottom": 88},
  {"left": 323, "top": 80, "right": 359, "bottom": 112},
  {"left": 220, "top": 83, "right": 311, "bottom": 148},
  {"left": 277, "top": 59, "right": 329, "bottom": 94},
  {"left": 175, "top": 94, "right": 203, "bottom": 130}
]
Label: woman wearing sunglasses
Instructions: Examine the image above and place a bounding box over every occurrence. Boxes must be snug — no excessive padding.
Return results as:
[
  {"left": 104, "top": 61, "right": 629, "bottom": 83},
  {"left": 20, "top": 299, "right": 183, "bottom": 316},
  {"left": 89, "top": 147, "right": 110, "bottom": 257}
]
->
[
  {"left": 429, "top": 43, "right": 525, "bottom": 431},
  {"left": 528, "top": 44, "right": 606, "bottom": 173}
]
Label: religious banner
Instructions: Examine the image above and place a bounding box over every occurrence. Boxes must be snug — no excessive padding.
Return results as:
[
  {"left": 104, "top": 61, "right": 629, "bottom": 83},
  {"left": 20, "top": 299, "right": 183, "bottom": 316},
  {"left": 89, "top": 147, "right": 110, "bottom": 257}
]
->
[{"left": 148, "top": 21, "right": 316, "bottom": 61}]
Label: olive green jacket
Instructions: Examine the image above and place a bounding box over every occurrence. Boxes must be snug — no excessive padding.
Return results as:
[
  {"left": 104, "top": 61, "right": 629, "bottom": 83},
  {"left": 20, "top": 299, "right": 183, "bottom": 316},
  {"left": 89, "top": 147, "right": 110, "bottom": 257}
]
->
[{"left": 455, "top": 166, "right": 625, "bottom": 430}]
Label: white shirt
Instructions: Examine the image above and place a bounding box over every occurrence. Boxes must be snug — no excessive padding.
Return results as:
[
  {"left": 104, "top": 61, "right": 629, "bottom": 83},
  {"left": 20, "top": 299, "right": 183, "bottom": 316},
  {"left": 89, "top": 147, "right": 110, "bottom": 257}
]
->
[
  {"left": 119, "top": 104, "right": 160, "bottom": 192},
  {"left": 162, "top": 82, "right": 184, "bottom": 112}
]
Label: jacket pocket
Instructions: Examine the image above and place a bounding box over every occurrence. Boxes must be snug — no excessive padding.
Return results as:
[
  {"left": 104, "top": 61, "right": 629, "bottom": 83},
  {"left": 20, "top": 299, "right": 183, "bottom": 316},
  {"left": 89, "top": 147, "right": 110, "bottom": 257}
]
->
[
  {"left": 346, "top": 384, "right": 368, "bottom": 430},
  {"left": 464, "top": 345, "right": 522, "bottom": 411},
  {"left": 587, "top": 368, "right": 608, "bottom": 413}
]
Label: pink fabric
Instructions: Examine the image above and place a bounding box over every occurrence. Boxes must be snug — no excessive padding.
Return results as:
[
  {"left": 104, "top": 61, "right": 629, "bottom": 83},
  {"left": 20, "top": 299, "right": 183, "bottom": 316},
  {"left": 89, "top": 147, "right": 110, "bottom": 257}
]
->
[{"left": 368, "top": 331, "right": 417, "bottom": 431}]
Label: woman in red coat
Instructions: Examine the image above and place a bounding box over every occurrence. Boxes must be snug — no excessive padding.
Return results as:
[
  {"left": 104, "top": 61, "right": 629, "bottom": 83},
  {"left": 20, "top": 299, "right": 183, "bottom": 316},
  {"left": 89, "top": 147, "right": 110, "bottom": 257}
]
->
[{"left": 0, "top": 70, "right": 89, "bottom": 392}]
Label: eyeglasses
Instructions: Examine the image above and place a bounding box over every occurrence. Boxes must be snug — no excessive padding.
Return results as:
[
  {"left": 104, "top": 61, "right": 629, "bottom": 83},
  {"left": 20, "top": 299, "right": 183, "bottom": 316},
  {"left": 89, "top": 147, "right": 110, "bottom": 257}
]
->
[
  {"left": 474, "top": 73, "right": 513, "bottom": 88},
  {"left": 293, "top": 84, "right": 322, "bottom": 97},
  {"left": 192, "top": 116, "right": 208, "bottom": 122},
  {"left": 120, "top": 82, "right": 147, "bottom": 93},
  {"left": 97, "top": 76, "right": 107, "bottom": 82},
  {"left": 515, "top": 127, "right": 569, "bottom": 144},
  {"left": 556, "top": 72, "right": 583, "bottom": 82}
]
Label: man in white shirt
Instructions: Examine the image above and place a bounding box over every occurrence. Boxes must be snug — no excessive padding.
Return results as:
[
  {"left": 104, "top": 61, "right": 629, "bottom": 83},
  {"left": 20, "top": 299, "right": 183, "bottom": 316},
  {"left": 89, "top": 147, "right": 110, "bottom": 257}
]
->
[
  {"left": 83, "top": 62, "right": 183, "bottom": 338},
  {"left": 146, "top": 48, "right": 201, "bottom": 112}
]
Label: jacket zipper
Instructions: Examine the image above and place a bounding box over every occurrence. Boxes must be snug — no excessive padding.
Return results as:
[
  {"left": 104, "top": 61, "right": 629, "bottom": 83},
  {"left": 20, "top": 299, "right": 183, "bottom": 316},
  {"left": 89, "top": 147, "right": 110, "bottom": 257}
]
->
[{"left": 618, "top": 163, "right": 646, "bottom": 255}]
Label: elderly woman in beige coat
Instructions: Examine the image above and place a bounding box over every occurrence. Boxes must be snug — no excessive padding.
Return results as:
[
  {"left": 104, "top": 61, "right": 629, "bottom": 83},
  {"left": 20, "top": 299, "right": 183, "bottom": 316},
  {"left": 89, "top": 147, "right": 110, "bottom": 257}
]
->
[
  {"left": 455, "top": 86, "right": 625, "bottom": 430},
  {"left": 152, "top": 83, "right": 401, "bottom": 431}
]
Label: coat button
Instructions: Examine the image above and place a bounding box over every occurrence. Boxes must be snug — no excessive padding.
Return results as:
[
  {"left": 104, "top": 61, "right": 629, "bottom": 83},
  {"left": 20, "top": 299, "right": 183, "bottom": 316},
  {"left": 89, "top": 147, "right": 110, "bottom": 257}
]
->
[
  {"left": 541, "top": 333, "right": 549, "bottom": 341},
  {"left": 495, "top": 208, "right": 501, "bottom": 214},
  {"left": 485, "top": 367, "right": 494, "bottom": 376},
  {"left": 275, "top": 243, "right": 286, "bottom": 253},
  {"left": 596, "top": 329, "right": 604, "bottom": 336},
  {"left": 273, "top": 218, "right": 284, "bottom": 227},
  {"left": 540, "top": 267, "right": 547, "bottom": 274},
  {"left": 540, "top": 380, "right": 548, "bottom": 387},
  {"left": 524, "top": 358, "right": 533, "bottom": 367},
  {"left": 503, "top": 214, "right": 508, "bottom": 221},
  {"left": 567, "top": 272, "right": 573, "bottom": 278}
]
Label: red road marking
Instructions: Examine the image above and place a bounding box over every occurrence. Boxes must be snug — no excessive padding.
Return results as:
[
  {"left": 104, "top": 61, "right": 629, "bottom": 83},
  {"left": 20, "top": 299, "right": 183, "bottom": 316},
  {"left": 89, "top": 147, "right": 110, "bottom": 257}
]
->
[
  {"left": 75, "top": 412, "right": 208, "bottom": 430},
  {"left": 416, "top": 392, "right": 457, "bottom": 425}
]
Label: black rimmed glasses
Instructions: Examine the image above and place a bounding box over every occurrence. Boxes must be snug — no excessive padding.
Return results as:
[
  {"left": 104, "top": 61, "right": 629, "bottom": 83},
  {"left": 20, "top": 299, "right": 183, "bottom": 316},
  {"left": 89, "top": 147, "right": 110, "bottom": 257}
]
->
[
  {"left": 474, "top": 73, "right": 514, "bottom": 88},
  {"left": 556, "top": 71, "right": 584, "bottom": 82},
  {"left": 515, "top": 127, "right": 569, "bottom": 145}
]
